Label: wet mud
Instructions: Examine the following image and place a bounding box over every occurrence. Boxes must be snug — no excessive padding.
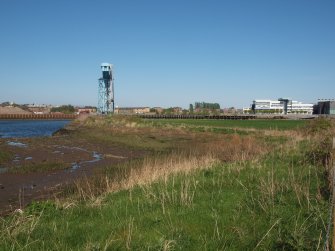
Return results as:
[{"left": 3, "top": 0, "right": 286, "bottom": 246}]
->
[{"left": 0, "top": 136, "right": 146, "bottom": 215}]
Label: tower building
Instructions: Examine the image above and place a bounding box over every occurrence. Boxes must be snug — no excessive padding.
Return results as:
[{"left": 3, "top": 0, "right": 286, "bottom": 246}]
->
[{"left": 98, "top": 63, "right": 114, "bottom": 114}]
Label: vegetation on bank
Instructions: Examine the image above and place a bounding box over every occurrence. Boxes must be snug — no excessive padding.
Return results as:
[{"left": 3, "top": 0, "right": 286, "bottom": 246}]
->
[
  {"left": 0, "top": 116, "right": 334, "bottom": 250},
  {"left": 0, "top": 150, "right": 12, "bottom": 164},
  {"left": 50, "top": 105, "right": 75, "bottom": 114},
  {"left": 145, "top": 118, "right": 307, "bottom": 131}
]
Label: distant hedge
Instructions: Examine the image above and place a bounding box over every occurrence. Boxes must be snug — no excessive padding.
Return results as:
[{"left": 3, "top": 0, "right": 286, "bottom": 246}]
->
[{"left": 51, "top": 105, "right": 75, "bottom": 114}]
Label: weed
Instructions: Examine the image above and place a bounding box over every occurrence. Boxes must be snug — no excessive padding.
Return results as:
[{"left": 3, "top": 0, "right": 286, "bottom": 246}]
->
[
  {"left": 146, "top": 118, "right": 307, "bottom": 131},
  {"left": 0, "top": 150, "right": 13, "bottom": 164}
]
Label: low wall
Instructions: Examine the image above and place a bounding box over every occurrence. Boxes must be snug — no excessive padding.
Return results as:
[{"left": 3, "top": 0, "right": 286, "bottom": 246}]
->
[
  {"left": 138, "top": 114, "right": 256, "bottom": 120},
  {"left": 0, "top": 114, "right": 78, "bottom": 120}
]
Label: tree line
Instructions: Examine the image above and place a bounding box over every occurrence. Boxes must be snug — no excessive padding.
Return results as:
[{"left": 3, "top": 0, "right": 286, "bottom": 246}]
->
[
  {"left": 193, "top": 102, "right": 220, "bottom": 110},
  {"left": 50, "top": 105, "right": 75, "bottom": 114}
]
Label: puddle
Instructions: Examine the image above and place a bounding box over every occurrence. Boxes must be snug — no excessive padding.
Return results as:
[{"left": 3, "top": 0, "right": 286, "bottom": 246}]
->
[
  {"left": 7, "top": 141, "right": 27, "bottom": 148},
  {"left": 55, "top": 145, "right": 89, "bottom": 152},
  {"left": 11, "top": 155, "right": 32, "bottom": 163},
  {"left": 52, "top": 145, "right": 103, "bottom": 171},
  {"left": 69, "top": 151, "right": 103, "bottom": 171},
  {"left": 13, "top": 155, "right": 21, "bottom": 162},
  {"left": 71, "top": 162, "right": 80, "bottom": 170},
  {"left": 72, "top": 147, "right": 90, "bottom": 152},
  {"left": 105, "top": 154, "right": 127, "bottom": 159},
  {"left": 86, "top": 152, "right": 103, "bottom": 163}
]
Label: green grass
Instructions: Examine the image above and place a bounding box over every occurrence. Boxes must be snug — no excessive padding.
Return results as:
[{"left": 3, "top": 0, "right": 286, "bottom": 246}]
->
[
  {"left": 76, "top": 128, "right": 174, "bottom": 152},
  {"left": 0, "top": 150, "right": 12, "bottom": 164},
  {"left": 0, "top": 139, "right": 329, "bottom": 250},
  {"left": 146, "top": 119, "right": 307, "bottom": 131}
]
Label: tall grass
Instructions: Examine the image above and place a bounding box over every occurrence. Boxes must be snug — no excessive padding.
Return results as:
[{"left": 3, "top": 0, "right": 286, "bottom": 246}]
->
[
  {"left": 145, "top": 118, "right": 307, "bottom": 131},
  {"left": 64, "top": 133, "right": 265, "bottom": 202},
  {"left": 0, "top": 147, "right": 13, "bottom": 164}
]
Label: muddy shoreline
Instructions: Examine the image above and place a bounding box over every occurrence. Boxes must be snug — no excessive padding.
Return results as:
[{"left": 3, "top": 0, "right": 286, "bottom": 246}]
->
[{"left": 0, "top": 128, "right": 146, "bottom": 215}]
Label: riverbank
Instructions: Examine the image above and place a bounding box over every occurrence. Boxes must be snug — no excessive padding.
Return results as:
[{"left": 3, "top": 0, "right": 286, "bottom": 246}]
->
[{"left": 0, "top": 118, "right": 148, "bottom": 214}]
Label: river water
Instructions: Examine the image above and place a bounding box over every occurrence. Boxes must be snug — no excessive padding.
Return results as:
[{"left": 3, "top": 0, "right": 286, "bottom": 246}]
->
[{"left": 0, "top": 120, "right": 71, "bottom": 138}]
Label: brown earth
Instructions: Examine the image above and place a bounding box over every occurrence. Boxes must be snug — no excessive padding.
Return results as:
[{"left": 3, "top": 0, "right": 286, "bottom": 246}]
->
[
  {"left": 0, "top": 135, "right": 146, "bottom": 215},
  {"left": 0, "top": 106, "right": 32, "bottom": 114}
]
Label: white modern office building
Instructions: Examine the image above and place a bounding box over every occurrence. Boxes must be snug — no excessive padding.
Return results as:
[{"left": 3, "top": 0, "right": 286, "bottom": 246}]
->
[{"left": 251, "top": 99, "right": 314, "bottom": 114}]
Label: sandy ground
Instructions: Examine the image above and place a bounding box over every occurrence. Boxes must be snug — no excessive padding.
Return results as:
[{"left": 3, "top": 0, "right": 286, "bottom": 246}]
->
[
  {"left": 0, "top": 106, "right": 32, "bottom": 114},
  {"left": 0, "top": 135, "right": 146, "bottom": 215}
]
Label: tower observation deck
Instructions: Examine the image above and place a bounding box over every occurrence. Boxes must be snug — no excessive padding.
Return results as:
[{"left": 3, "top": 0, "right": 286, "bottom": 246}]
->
[{"left": 98, "top": 63, "right": 114, "bottom": 114}]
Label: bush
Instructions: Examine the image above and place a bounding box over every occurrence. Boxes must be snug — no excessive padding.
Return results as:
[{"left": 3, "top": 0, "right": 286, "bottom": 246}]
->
[{"left": 51, "top": 105, "right": 75, "bottom": 114}]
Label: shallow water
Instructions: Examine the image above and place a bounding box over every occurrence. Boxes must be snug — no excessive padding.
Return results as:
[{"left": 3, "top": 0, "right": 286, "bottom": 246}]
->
[
  {"left": 69, "top": 151, "right": 103, "bottom": 171},
  {"left": 7, "top": 141, "right": 27, "bottom": 147},
  {"left": 0, "top": 120, "right": 70, "bottom": 138}
]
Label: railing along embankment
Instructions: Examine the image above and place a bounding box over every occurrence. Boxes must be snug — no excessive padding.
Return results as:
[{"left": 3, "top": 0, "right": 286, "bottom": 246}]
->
[
  {"left": 0, "top": 113, "right": 78, "bottom": 120},
  {"left": 138, "top": 114, "right": 256, "bottom": 120}
]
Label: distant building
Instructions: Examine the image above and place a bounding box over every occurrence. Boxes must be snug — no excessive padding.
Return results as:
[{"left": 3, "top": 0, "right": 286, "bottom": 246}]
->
[
  {"left": 243, "top": 107, "right": 252, "bottom": 114},
  {"left": 222, "top": 107, "right": 238, "bottom": 114},
  {"left": 172, "top": 107, "right": 183, "bottom": 114},
  {"left": 77, "top": 107, "right": 97, "bottom": 114},
  {"left": 114, "top": 107, "right": 150, "bottom": 115},
  {"left": 251, "top": 99, "right": 313, "bottom": 114},
  {"left": 27, "top": 104, "right": 52, "bottom": 114},
  {"left": 316, "top": 99, "right": 335, "bottom": 115},
  {"left": 151, "top": 107, "right": 164, "bottom": 114},
  {"left": 28, "top": 107, "right": 51, "bottom": 114}
]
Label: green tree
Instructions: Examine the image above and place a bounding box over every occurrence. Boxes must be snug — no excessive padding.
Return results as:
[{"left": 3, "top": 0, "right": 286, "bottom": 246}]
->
[
  {"left": 51, "top": 105, "right": 75, "bottom": 114},
  {"left": 189, "top": 104, "right": 194, "bottom": 114}
]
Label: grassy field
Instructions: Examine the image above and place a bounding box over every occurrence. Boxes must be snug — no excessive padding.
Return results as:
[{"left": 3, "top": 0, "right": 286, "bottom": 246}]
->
[
  {"left": 0, "top": 116, "right": 333, "bottom": 250},
  {"left": 145, "top": 118, "right": 307, "bottom": 131}
]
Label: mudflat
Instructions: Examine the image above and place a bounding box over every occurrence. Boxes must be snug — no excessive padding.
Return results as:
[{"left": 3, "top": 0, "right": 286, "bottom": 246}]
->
[{"left": 0, "top": 130, "right": 146, "bottom": 215}]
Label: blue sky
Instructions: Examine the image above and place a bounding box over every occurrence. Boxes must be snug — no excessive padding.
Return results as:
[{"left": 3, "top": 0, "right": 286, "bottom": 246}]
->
[{"left": 0, "top": 0, "right": 334, "bottom": 108}]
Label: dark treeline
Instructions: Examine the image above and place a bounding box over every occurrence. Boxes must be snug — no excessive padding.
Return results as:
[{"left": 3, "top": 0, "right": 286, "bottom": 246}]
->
[
  {"left": 194, "top": 102, "right": 220, "bottom": 110},
  {"left": 50, "top": 105, "right": 75, "bottom": 114}
]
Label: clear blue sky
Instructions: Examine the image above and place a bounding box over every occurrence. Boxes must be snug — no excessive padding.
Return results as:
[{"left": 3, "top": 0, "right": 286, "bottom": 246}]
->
[{"left": 0, "top": 0, "right": 334, "bottom": 108}]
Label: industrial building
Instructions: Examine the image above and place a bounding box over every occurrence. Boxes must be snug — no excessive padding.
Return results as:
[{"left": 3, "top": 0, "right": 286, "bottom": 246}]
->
[
  {"left": 316, "top": 99, "right": 335, "bottom": 115},
  {"left": 250, "top": 99, "right": 313, "bottom": 114}
]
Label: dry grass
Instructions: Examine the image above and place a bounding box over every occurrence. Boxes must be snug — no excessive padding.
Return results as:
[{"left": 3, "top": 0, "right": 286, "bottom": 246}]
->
[
  {"left": 72, "top": 153, "right": 216, "bottom": 203},
  {"left": 0, "top": 210, "right": 43, "bottom": 249},
  {"left": 67, "top": 128, "right": 269, "bottom": 205}
]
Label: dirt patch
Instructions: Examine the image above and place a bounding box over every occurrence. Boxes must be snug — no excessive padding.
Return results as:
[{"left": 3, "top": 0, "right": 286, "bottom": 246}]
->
[{"left": 0, "top": 106, "right": 32, "bottom": 115}]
